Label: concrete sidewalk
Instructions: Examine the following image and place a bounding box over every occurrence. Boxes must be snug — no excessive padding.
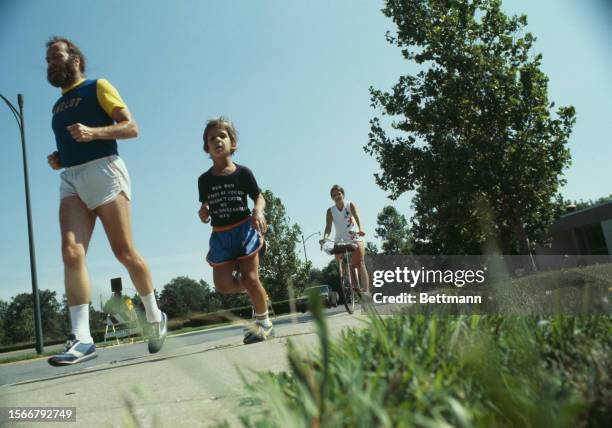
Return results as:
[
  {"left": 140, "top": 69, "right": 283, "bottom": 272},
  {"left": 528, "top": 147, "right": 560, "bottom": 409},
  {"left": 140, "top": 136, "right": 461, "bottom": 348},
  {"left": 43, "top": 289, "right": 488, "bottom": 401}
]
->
[{"left": 0, "top": 312, "right": 364, "bottom": 427}]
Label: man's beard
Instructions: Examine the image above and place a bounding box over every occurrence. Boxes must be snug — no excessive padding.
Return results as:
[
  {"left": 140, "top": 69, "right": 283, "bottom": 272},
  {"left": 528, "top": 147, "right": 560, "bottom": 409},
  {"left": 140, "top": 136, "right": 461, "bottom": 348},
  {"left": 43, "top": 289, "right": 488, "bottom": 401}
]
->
[{"left": 47, "top": 61, "right": 78, "bottom": 88}]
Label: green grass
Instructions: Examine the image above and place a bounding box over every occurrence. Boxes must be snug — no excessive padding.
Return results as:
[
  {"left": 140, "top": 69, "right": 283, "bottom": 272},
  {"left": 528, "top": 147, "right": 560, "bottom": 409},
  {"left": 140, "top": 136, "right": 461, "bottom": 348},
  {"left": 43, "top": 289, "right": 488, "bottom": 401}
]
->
[{"left": 231, "top": 289, "right": 611, "bottom": 427}]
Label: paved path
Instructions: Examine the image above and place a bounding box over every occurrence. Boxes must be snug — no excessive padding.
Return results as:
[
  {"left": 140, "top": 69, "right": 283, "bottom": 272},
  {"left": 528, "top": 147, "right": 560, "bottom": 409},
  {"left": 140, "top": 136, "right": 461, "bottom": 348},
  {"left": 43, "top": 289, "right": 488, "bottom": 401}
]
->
[{"left": 0, "top": 308, "right": 365, "bottom": 427}]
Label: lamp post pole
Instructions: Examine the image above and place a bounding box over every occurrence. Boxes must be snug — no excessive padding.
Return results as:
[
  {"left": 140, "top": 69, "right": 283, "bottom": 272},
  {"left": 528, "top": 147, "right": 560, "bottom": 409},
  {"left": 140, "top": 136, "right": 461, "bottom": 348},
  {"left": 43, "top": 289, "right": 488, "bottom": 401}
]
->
[
  {"left": 1, "top": 93, "right": 44, "bottom": 354},
  {"left": 301, "top": 232, "right": 321, "bottom": 263}
]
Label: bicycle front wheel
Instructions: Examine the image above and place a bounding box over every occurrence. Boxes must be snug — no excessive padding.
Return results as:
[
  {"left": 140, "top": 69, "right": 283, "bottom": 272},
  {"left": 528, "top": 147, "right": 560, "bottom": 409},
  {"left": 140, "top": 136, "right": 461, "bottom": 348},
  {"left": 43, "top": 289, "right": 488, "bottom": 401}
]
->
[{"left": 339, "top": 259, "right": 355, "bottom": 314}]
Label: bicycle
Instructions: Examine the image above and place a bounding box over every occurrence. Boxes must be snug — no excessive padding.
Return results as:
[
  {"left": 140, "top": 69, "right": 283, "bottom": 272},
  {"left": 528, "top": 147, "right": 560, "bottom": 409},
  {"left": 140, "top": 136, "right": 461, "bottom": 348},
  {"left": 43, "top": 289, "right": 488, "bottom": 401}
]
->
[{"left": 320, "top": 238, "right": 363, "bottom": 314}]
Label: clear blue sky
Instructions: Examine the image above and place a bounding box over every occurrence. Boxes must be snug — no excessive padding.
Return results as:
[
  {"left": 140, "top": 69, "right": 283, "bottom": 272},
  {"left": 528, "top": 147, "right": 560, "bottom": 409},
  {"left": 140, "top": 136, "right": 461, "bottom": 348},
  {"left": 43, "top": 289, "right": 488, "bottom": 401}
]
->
[{"left": 1, "top": 0, "right": 611, "bottom": 306}]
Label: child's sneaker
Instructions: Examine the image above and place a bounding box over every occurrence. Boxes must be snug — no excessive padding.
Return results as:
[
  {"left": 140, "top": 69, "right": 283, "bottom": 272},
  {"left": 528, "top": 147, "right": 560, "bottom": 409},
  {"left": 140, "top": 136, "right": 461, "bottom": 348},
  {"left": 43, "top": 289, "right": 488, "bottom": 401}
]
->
[
  {"left": 148, "top": 311, "right": 168, "bottom": 354},
  {"left": 243, "top": 321, "right": 274, "bottom": 344},
  {"left": 48, "top": 334, "right": 97, "bottom": 366}
]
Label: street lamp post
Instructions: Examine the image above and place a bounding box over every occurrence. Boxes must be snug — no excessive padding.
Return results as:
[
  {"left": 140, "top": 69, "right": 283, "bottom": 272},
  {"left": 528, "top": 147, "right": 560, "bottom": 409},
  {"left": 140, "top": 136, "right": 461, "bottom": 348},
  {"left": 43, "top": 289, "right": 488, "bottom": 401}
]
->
[
  {"left": 301, "top": 231, "right": 321, "bottom": 263},
  {"left": 1, "top": 93, "right": 44, "bottom": 354}
]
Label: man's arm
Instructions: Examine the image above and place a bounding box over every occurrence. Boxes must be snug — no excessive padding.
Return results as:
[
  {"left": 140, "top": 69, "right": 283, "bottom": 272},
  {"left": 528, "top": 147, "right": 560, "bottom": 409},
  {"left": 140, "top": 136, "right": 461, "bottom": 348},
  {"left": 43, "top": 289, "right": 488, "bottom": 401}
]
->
[
  {"left": 47, "top": 151, "right": 62, "bottom": 170},
  {"left": 67, "top": 106, "right": 139, "bottom": 142}
]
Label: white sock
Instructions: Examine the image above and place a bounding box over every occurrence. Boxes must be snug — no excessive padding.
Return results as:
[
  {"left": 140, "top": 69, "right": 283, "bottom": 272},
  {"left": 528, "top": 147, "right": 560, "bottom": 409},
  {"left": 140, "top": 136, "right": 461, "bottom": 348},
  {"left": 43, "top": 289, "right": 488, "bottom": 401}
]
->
[
  {"left": 69, "top": 304, "right": 93, "bottom": 343},
  {"left": 141, "top": 292, "right": 162, "bottom": 323},
  {"left": 255, "top": 311, "right": 272, "bottom": 328}
]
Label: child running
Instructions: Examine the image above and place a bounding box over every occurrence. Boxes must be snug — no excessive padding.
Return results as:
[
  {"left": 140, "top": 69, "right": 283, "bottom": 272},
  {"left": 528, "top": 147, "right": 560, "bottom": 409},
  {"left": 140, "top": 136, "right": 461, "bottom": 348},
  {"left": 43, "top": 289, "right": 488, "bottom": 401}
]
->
[{"left": 197, "top": 117, "right": 273, "bottom": 344}]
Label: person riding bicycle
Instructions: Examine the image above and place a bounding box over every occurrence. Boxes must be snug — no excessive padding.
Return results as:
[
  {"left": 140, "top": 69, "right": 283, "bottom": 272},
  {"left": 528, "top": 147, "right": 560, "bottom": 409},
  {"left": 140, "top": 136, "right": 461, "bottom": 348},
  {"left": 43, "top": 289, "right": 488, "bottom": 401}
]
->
[{"left": 319, "top": 184, "right": 369, "bottom": 293}]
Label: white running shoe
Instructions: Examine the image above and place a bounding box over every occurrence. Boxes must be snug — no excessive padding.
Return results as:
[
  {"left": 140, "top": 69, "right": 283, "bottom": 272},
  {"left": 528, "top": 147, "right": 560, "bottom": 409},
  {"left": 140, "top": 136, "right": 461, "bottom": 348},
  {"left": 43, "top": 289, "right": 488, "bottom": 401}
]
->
[
  {"left": 243, "top": 321, "right": 274, "bottom": 344},
  {"left": 48, "top": 335, "right": 97, "bottom": 366},
  {"left": 148, "top": 312, "right": 168, "bottom": 354}
]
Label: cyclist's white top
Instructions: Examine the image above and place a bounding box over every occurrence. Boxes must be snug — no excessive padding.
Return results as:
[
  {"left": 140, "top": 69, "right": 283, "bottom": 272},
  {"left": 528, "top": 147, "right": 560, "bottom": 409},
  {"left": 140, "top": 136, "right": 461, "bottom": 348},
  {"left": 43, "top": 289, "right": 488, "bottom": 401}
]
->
[{"left": 331, "top": 200, "right": 362, "bottom": 242}]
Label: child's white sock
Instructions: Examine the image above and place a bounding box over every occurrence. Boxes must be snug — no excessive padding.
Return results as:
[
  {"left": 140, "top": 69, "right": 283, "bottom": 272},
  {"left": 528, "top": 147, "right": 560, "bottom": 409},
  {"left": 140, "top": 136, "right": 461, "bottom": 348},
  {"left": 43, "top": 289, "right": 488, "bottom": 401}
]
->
[{"left": 69, "top": 304, "right": 93, "bottom": 343}]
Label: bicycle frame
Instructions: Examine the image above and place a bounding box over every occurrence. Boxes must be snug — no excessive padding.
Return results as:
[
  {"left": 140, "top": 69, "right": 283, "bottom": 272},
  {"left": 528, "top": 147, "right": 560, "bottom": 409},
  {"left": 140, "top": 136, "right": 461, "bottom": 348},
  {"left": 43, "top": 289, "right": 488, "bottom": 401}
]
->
[{"left": 321, "top": 239, "right": 361, "bottom": 314}]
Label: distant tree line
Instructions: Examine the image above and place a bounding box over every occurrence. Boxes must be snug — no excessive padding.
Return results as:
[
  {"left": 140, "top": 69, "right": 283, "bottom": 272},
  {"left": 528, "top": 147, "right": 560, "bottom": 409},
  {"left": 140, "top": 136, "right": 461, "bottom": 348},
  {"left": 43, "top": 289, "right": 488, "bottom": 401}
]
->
[
  {"left": 0, "top": 290, "right": 105, "bottom": 346},
  {"left": 566, "top": 194, "right": 612, "bottom": 212}
]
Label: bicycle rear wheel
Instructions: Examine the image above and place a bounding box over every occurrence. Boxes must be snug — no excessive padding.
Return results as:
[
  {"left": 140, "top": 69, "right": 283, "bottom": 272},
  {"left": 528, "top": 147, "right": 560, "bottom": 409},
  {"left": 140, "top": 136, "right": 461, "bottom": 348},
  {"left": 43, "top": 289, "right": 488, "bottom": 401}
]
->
[
  {"left": 339, "top": 258, "right": 355, "bottom": 314},
  {"left": 352, "top": 265, "right": 363, "bottom": 304}
]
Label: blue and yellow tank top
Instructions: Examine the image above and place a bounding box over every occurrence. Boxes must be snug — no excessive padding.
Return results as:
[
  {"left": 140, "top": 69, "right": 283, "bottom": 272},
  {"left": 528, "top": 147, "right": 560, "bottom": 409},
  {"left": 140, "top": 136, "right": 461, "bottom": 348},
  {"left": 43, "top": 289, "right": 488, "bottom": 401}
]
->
[{"left": 51, "top": 78, "right": 127, "bottom": 167}]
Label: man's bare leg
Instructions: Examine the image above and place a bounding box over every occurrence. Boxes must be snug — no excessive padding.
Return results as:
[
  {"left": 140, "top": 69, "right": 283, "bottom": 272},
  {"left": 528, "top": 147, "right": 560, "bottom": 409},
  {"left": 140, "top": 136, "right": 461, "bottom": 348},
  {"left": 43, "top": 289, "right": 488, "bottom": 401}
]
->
[
  {"left": 97, "top": 193, "right": 162, "bottom": 324},
  {"left": 96, "top": 193, "right": 154, "bottom": 296},
  {"left": 60, "top": 196, "right": 96, "bottom": 306},
  {"left": 49, "top": 195, "right": 98, "bottom": 365},
  {"left": 96, "top": 192, "right": 166, "bottom": 352}
]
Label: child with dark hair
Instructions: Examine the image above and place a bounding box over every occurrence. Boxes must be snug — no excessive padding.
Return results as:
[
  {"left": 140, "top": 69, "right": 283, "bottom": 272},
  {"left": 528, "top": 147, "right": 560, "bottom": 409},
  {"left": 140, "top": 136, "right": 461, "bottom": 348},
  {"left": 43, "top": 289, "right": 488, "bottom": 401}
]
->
[{"left": 198, "top": 117, "right": 272, "bottom": 343}]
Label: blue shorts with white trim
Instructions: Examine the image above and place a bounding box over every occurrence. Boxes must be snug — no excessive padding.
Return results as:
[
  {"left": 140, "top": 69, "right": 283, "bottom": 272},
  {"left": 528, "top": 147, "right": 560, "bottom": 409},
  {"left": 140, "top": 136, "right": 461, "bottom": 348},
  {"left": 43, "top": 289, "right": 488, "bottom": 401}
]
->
[{"left": 206, "top": 218, "right": 265, "bottom": 266}]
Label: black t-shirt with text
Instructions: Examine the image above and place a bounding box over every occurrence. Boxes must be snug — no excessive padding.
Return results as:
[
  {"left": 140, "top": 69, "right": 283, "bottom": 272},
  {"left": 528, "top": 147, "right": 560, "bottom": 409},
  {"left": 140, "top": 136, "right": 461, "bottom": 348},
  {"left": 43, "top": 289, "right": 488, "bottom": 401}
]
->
[{"left": 198, "top": 164, "right": 261, "bottom": 227}]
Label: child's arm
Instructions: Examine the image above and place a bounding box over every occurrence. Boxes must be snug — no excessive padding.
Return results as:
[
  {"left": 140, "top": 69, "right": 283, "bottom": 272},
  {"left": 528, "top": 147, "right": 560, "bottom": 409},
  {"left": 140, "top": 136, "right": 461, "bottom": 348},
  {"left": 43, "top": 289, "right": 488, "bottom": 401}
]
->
[
  {"left": 251, "top": 193, "right": 267, "bottom": 234},
  {"left": 319, "top": 208, "right": 333, "bottom": 245},
  {"left": 197, "top": 174, "right": 210, "bottom": 223},
  {"left": 198, "top": 202, "right": 210, "bottom": 224}
]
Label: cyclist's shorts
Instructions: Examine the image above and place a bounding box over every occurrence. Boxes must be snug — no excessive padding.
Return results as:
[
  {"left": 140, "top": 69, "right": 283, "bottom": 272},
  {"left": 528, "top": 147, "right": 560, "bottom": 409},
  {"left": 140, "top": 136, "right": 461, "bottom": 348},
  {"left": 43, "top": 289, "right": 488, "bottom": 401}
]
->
[{"left": 206, "top": 217, "right": 265, "bottom": 267}]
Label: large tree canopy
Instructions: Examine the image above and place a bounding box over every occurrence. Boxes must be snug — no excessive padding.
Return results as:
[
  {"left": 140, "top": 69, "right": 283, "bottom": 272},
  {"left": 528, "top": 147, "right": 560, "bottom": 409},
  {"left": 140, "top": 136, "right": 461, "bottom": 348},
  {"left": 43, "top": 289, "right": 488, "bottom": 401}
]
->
[
  {"left": 366, "top": 0, "right": 575, "bottom": 254},
  {"left": 375, "top": 206, "right": 413, "bottom": 255},
  {"left": 259, "top": 190, "right": 310, "bottom": 300},
  {"left": 157, "top": 276, "right": 214, "bottom": 317},
  {"left": 1, "top": 290, "right": 65, "bottom": 344}
]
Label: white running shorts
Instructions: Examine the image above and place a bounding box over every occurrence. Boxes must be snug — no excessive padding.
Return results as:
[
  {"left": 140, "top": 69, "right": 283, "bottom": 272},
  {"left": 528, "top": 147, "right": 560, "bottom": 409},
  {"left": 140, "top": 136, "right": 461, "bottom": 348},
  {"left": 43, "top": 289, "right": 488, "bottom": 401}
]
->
[{"left": 60, "top": 155, "right": 131, "bottom": 210}]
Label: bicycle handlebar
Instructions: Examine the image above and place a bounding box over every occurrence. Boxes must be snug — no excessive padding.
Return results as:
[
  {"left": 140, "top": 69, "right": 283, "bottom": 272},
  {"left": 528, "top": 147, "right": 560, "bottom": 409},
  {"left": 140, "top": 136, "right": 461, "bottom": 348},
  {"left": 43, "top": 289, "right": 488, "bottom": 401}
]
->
[{"left": 320, "top": 238, "right": 359, "bottom": 255}]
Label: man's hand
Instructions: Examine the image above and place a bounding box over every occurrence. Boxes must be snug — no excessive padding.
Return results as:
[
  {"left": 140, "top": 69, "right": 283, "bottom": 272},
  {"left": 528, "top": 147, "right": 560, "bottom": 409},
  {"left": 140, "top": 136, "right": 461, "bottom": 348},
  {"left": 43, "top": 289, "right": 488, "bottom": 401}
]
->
[
  {"left": 47, "top": 151, "right": 62, "bottom": 170},
  {"left": 252, "top": 209, "right": 268, "bottom": 235},
  {"left": 357, "top": 231, "right": 366, "bottom": 237},
  {"left": 66, "top": 123, "right": 96, "bottom": 142},
  {"left": 198, "top": 205, "right": 210, "bottom": 223}
]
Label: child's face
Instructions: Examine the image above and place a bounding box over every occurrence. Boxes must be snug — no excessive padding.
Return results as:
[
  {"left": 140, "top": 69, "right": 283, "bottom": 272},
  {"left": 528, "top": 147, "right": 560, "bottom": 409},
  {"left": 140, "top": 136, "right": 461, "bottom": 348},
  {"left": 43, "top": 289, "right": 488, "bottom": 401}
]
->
[
  {"left": 206, "top": 126, "right": 236, "bottom": 159},
  {"left": 331, "top": 189, "right": 344, "bottom": 204}
]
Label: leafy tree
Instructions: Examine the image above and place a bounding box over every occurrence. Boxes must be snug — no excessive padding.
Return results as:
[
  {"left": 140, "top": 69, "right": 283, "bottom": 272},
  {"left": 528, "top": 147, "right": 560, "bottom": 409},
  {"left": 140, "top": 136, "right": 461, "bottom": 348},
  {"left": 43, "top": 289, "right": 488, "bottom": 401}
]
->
[
  {"left": 2, "top": 290, "right": 64, "bottom": 343},
  {"left": 131, "top": 293, "right": 143, "bottom": 312},
  {"left": 158, "top": 276, "right": 214, "bottom": 318},
  {"left": 571, "top": 194, "right": 612, "bottom": 211},
  {"left": 39, "top": 290, "right": 64, "bottom": 339},
  {"left": 88, "top": 304, "right": 106, "bottom": 332},
  {"left": 102, "top": 294, "right": 129, "bottom": 316},
  {"left": 307, "top": 267, "right": 323, "bottom": 285},
  {"left": 308, "top": 261, "right": 340, "bottom": 293},
  {"left": 366, "top": 0, "right": 575, "bottom": 255},
  {"left": 259, "top": 190, "right": 310, "bottom": 300},
  {"left": 215, "top": 290, "right": 250, "bottom": 311},
  {"left": 375, "top": 206, "right": 413, "bottom": 254},
  {"left": 308, "top": 262, "right": 336, "bottom": 285},
  {"left": 0, "top": 300, "right": 7, "bottom": 345},
  {"left": 365, "top": 242, "right": 379, "bottom": 256},
  {"left": 4, "top": 295, "right": 35, "bottom": 343}
]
